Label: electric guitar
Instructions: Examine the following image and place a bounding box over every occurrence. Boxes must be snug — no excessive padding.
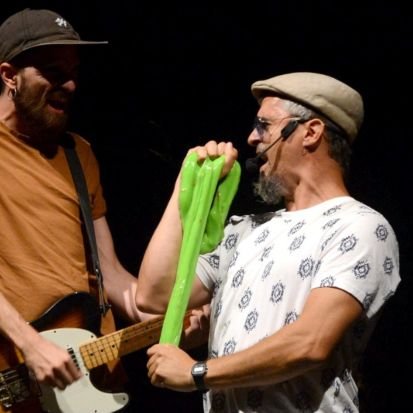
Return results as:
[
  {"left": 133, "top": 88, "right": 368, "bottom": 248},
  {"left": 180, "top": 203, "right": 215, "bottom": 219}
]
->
[{"left": 0, "top": 292, "right": 188, "bottom": 413}]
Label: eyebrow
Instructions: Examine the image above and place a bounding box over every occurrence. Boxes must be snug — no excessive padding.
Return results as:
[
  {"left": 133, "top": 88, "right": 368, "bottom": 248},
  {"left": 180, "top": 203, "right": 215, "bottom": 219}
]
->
[{"left": 255, "top": 116, "right": 271, "bottom": 124}]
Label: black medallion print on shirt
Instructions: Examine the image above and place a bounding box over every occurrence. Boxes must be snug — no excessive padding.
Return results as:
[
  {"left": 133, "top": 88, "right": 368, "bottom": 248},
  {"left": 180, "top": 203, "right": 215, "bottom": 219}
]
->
[
  {"left": 223, "top": 338, "right": 236, "bottom": 355},
  {"left": 244, "top": 309, "right": 259, "bottom": 332},
  {"left": 262, "top": 260, "right": 274, "bottom": 280},
  {"left": 224, "top": 233, "right": 239, "bottom": 250},
  {"left": 214, "top": 300, "right": 222, "bottom": 319},
  {"left": 375, "top": 224, "right": 388, "bottom": 241},
  {"left": 232, "top": 268, "right": 245, "bottom": 287},
  {"left": 255, "top": 228, "right": 270, "bottom": 245},
  {"left": 270, "top": 281, "right": 285, "bottom": 304},
  {"left": 383, "top": 257, "right": 394, "bottom": 275},
  {"left": 362, "top": 292, "right": 375, "bottom": 311},
  {"left": 339, "top": 234, "right": 357, "bottom": 254},
  {"left": 321, "top": 230, "right": 338, "bottom": 252},
  {"left": 239, "top": 288, "right": 252, "bottom": 310},
  {"left": 284, "top": 311, "right": 298, "bottom": 325},
  {"left": 260, "top": 245, "right": 273, "bottom": 261},
  {"left": 208, "top": 254, "right": 220, "bottom": 269},
  {"left": 289, "top": 220, "right": 305, "bottom": 236},
  {"left": 212, "top": 279, "right": 222, "bottom": 297},
  {"left": 322, "top": 218, "right": 340, "bottom": 230},
  {"left": 353, "top": 260, "right": 370, "bottom": 279},
  {"left": 323, "top": 204, "right": 343, "bottom": 216},
  {"left": 289, "top": 235, "right": 305, "bottom": 251},
  {"left": 320, "top": 276, "right": 335, "bottom": 287},
  {"left": 229, "top": 250, "right": 239, "bottom": 268},
  {"left": 298, "top": 257, "right": 316, "bottom": 279}
]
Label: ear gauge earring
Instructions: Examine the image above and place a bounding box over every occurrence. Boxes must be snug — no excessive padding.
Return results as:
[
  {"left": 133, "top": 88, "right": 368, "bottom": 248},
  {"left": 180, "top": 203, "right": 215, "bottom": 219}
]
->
[{"left": 8, "top": 88, "right": 16, "bottom": 99}]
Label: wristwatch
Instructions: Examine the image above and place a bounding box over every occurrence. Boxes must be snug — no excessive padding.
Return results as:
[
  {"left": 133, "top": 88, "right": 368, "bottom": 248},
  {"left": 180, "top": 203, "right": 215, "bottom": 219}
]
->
[{"left": 191, "top": 361, "right": 209, "bottom": 392}]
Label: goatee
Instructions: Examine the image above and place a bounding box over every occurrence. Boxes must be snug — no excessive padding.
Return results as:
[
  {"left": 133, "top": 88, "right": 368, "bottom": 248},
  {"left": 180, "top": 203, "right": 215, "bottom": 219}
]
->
[{"left": 252, "top": 174, "right": 287, "bottom": 206}]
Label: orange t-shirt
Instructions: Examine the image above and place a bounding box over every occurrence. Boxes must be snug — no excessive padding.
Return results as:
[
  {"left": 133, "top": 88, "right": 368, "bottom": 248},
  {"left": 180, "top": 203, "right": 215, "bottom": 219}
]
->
[{"left": 0, "top": 122, "right": 113, "bottom": 327}]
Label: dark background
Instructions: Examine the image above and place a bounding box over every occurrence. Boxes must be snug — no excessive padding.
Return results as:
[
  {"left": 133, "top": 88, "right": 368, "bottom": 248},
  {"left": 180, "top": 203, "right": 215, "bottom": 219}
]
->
[{"left": 2, "top": 1, "right": 411, "bottom": 412}]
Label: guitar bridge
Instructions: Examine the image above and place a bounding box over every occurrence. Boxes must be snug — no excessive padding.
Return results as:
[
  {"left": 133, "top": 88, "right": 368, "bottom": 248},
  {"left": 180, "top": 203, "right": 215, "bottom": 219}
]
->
[{"left": 0, "top": 365, "right": 36, "bottom": 409}]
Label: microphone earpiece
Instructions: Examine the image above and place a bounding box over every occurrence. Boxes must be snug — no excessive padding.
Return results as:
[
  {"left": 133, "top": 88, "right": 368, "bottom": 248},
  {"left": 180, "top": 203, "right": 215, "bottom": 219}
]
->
[{"left": 280, "top": 119, "right": 299, "bottom": 139}]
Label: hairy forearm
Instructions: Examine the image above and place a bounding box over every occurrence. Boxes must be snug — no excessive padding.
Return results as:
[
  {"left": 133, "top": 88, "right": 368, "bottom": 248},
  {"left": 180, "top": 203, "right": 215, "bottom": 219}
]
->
[
  {"left": 205, "top": 321, "right": 325, "bottom": 389},
  {"left": 0, "top": 291, "right": 40, "bottom": 351}
]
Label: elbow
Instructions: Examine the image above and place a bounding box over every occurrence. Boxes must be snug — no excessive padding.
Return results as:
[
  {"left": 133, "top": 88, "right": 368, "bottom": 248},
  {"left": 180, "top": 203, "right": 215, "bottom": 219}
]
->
[
  {"left": 291, "top": 336, "right": 333, "bottom": 371},
  {"left": 135, "top": 289, "right": 169, "bottom": 314},
  {"left": 302, "top": 339, "right": 334, "bottom": 367}
]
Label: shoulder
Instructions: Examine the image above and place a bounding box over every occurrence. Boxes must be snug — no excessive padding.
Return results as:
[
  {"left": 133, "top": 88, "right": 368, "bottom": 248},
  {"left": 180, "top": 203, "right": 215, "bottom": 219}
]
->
[
  {"left": 65, "top": 131, "right": 99, "bottom": 166},
  {"left": 337, "top": 199, "right": 397, "bottom": 237},
  {"left": 67, "top": 131, "right": 92, "bottom": 151}
]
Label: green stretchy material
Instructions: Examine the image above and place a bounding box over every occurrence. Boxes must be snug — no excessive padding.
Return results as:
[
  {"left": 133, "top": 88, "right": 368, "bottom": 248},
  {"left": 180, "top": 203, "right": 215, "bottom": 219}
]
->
[{"left": 159, "top": 153, "right": 241, "bottom": 345}]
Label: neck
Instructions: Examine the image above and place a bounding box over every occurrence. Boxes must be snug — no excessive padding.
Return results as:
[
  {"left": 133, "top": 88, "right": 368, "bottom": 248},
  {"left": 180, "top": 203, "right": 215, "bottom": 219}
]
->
[
  {"left": 284, "top": 162, "right": 349, "bottom": 212},
  {"left": 0, "top": 92, "right": 22, "bottom": 132}
]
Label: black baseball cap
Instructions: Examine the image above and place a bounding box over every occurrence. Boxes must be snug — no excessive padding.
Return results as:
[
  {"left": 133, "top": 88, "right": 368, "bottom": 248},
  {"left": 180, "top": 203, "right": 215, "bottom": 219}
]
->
[{"left": 0, "top": 8, "right": 108, "bottom": 63}]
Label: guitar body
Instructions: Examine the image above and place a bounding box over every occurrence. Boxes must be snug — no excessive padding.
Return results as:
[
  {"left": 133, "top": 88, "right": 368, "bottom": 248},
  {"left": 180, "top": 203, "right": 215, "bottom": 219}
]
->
[
  {"left": 0, "top": 292, "right": 128, "bottom": 413},
  {"left": 38, "top": 328, "right": 128, "bottom": 413},
  {"left": 0, "top": 292, "right": 190, "bottom": 412}
]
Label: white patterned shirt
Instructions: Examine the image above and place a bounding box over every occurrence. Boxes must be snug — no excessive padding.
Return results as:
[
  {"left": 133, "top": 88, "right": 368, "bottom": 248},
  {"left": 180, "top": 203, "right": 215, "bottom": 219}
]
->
[{"left": 196, "top": 196, "right": 400, "bottom": 412}]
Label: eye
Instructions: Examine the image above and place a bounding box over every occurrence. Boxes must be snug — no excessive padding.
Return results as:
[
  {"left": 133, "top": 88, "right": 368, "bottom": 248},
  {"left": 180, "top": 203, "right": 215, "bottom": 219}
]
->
[{"left": 253, "top": 117, "right": 270, "bottom": 136}]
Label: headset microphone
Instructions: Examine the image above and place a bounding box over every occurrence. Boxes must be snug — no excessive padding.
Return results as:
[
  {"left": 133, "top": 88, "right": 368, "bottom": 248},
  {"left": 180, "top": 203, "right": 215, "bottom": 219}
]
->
[{"left": 245, "top": 119, "right": 300, "bottom": 175}]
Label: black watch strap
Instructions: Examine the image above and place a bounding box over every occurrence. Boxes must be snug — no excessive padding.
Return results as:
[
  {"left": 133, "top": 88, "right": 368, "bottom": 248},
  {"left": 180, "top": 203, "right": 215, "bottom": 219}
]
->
[{"left": 191, "top": 361, "right": 208, "bottom": 392}]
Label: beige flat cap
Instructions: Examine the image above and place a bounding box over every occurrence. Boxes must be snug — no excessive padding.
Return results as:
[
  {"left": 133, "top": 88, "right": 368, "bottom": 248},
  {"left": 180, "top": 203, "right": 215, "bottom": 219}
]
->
[{"left": 251, "top": 72, "right": 364, "bottom": 143}]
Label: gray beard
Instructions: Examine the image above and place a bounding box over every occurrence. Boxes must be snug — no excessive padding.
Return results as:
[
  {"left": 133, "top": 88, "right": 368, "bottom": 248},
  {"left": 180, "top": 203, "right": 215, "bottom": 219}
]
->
[{"left": 252, "top": 174, "right": 287, "bottom": 206}]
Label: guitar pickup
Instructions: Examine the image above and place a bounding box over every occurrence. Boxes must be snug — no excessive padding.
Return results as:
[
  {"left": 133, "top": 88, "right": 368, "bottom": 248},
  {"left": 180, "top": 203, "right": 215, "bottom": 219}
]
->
[{"left": 67, "top": 347, "right": 80, "bottom": 369}]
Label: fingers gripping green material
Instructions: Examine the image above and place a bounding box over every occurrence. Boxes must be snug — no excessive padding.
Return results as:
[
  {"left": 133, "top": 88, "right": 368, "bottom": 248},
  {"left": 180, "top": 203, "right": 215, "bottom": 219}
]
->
[{"left": 159, "top": 153, "right": 241, "bottom": 345}]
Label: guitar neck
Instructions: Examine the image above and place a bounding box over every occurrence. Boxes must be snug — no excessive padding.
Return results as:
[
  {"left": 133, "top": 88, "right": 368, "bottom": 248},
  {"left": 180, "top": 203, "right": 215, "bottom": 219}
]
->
[{"left": 80, "top": 311, "right": 190, "bottom": 370}]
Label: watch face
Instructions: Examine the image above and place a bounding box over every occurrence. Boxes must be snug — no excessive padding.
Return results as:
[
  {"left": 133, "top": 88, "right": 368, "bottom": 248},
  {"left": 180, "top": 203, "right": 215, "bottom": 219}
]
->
[{"left": 193, "top": 364, "right": 206, "bottom": 374}]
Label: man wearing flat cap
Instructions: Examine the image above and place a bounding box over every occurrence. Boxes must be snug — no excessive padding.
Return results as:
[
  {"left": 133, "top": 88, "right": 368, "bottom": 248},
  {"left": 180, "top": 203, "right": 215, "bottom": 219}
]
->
[{"left": 138, "top": 72, "right": 400, "bottom": 412}]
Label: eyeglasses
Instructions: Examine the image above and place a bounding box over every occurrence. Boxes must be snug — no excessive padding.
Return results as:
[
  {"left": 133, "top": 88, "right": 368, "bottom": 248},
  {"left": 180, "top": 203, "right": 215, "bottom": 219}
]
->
[{"left": 253, "top": 116, "right": 301, "bottom": 140}]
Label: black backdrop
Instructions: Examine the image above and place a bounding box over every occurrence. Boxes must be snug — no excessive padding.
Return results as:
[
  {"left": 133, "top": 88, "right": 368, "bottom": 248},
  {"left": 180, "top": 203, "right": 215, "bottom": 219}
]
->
[{"left": 1, "top": 1, "right": 411, "bottom": 412}]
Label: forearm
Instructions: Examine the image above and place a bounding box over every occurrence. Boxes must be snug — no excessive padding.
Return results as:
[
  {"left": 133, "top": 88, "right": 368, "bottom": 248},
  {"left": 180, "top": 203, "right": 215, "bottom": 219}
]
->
[
  {"left": 204, "top": 288, "right": 362, "bottom": 389},
  {"left": 0, "top": 291, "right": 42, "bottom": 352},
  {"left": 205, "top": 325, "right": 324, "bottom": 390},
  {"left": 136, "top": 180, "right": 184, "bottom": 313}
]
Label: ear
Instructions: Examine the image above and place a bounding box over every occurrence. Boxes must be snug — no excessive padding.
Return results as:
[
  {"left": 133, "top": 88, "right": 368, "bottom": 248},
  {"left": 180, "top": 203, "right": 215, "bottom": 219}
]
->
[
  {"left": 302, "top": 118, "right": 325, "bottom": 150},
  {"left": 0, "top": 62, "right": 18, "bottom": 90}
]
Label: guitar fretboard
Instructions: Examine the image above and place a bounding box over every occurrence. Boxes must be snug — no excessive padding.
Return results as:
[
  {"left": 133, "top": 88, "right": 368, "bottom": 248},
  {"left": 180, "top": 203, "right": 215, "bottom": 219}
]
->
[{"left": 80, "top": 312, "right": 190, "bottom": 370}]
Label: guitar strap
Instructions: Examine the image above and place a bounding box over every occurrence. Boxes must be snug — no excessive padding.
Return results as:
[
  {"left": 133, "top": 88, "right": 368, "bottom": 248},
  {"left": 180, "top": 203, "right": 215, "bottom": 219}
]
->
[{"left": 62, "top": 133, "right": 111, "bottom": 316}]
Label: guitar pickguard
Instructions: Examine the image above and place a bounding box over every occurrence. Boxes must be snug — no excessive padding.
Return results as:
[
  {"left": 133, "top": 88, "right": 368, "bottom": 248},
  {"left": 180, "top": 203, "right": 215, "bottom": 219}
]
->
[{"left": 38, "top": 328, "right": 128, "bottom": 413}]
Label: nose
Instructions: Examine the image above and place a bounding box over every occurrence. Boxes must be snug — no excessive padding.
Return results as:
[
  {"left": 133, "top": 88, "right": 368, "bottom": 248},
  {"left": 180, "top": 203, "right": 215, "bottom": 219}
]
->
[
  {"left": 247, "top": 128, "right": 261, "bottom": 147},
  {"left": 61, "top": 78, "right": 77, "bottom": 93}
]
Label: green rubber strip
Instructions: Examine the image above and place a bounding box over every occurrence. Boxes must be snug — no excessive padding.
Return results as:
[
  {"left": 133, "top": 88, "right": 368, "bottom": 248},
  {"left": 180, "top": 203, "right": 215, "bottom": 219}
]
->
[{"left": 159, "top": 153, "right": 241, "bottom": 345}]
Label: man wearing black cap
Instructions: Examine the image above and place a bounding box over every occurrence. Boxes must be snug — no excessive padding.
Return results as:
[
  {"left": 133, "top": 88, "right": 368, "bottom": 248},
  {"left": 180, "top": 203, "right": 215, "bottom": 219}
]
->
[
  {"left": 138, "top": 72, "right": 400, "bottom": 412},
  {"left": 0, "top": 8, "right": 151, "bottom": 413}
]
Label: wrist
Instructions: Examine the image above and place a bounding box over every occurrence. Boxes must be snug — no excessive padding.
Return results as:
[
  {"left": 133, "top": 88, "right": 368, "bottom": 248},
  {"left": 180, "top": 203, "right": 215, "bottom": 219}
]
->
[{"left": 191, "top": 360, "right": 209, "bottom": 393}]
